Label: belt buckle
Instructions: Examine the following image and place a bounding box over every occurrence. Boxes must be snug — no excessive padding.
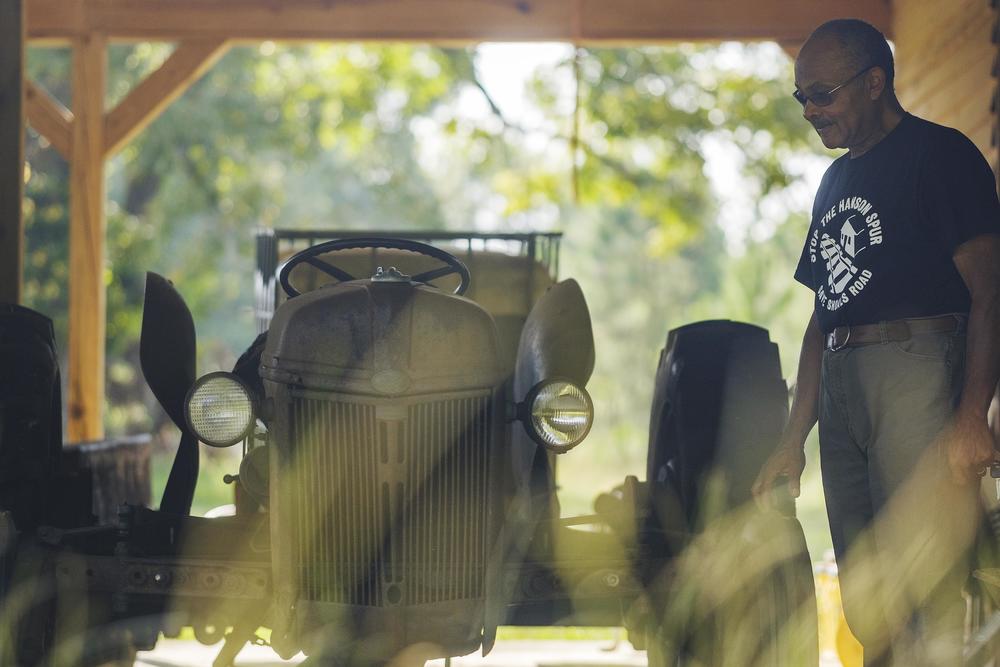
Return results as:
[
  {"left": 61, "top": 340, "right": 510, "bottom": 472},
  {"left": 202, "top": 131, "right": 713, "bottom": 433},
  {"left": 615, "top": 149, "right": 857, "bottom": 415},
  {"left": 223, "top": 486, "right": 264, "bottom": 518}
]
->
[{"left": 830, "top": 327, "right": 851, "bottom": 351}]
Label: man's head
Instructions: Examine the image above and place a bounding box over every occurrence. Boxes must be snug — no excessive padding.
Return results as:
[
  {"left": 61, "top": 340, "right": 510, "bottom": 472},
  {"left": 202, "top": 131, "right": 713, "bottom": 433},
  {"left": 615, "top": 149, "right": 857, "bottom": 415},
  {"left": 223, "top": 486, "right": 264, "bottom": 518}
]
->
[{"left": 795, "top": 19, "right": 902, "bottom": 153}]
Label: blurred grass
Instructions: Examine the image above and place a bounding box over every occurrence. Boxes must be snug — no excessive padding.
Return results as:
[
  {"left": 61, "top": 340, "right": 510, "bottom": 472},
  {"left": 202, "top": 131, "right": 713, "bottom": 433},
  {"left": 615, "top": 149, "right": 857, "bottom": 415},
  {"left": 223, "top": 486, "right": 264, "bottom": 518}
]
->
[
  {"left": 150, "top": 436, "right": 837, "bottom": 654},
  {"left": 154, "top": 427, "right": 833, "bottom": 560},
  {"left": 555, "top": 429, "right": 833, "bottom": 564}
]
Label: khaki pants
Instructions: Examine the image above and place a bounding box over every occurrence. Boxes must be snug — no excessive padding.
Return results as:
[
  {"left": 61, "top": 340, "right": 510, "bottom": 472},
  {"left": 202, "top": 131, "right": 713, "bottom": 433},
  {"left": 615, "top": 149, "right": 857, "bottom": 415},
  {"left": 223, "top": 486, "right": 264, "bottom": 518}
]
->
[{"left": 819, "top": 324, "right": 978, "bottom": 666}]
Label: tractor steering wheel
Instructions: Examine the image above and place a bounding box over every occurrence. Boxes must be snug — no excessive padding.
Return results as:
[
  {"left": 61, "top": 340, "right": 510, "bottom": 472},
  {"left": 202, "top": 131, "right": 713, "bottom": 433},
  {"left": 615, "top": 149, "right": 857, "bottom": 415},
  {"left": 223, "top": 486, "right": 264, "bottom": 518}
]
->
[{"left": 278, "top": 237, "right": 471, "bottom": 298}]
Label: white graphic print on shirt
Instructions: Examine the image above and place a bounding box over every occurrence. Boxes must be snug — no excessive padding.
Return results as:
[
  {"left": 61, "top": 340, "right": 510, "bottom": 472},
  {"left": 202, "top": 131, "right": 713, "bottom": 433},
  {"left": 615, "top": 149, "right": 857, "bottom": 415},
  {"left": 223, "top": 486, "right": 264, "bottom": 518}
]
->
[{"left": 808, "top": 196, "right": 884, "bottom": 312}]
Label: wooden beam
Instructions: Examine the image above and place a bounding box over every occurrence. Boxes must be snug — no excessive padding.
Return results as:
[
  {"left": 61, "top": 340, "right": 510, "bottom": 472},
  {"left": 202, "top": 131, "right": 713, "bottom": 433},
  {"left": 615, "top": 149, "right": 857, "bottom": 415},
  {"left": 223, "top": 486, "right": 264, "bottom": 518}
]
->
[
  {"left": 25, "top": 80, "right": 73, "bottom": 160},
  {"left": 778, "top": 41, "right": 801, "bottom": 60},
  {"left": 26, "top": 0, "right": 85, "bottom": 43},
  {"left": 26, "top": 0, "right": 893, "bottom": 43},
  {"left": 68, "top": 32, "right": 107, "bottom": 443},
  {"left": 580, "top": 0, "right": 892, "bottom": 42},
  {"left": 104, "top": 39, "right": 228, "bottom": 157},
  {"left": 0, "top": 0, "right": 25, "bottom": 305}
]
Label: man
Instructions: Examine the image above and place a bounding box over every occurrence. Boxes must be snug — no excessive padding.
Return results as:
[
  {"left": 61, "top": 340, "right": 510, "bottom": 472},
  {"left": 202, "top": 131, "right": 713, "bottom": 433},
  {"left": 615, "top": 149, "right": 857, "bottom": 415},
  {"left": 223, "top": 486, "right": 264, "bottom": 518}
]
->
[{"left": 752, "top": 18, "right": 1000, "bottom": 666}]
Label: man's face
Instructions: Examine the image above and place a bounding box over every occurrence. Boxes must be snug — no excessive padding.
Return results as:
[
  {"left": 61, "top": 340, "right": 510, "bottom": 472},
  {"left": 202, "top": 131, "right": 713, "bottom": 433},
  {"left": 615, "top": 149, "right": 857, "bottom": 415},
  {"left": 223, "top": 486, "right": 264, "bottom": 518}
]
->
[{"left": 794, "top": 39, "right": 875, "bottom": 150}]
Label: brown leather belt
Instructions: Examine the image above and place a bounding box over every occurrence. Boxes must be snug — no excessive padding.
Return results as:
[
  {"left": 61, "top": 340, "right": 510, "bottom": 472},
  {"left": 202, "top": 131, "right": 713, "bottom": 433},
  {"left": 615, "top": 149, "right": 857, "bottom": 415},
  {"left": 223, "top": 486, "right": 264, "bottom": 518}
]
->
[{"left": 825, "top": 315, "right": 964, "bottom": 351}]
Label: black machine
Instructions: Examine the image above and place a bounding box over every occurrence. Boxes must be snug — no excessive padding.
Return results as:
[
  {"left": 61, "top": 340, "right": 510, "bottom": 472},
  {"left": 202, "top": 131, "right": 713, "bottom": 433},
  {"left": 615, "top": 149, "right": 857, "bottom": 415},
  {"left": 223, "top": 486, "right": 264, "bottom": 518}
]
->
[{"left": 0, "top": 231, "right": 817, "bottom": 666}]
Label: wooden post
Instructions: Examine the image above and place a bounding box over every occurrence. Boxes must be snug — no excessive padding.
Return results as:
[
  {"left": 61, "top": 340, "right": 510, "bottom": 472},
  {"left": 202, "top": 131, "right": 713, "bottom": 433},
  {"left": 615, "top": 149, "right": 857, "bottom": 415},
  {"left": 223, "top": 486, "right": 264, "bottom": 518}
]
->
[
  {"left": 0, "top": 0, "right": 25, "bottom": 305},
  {"left": 68, "top": 33, "right": 107, "bottom": 443}
]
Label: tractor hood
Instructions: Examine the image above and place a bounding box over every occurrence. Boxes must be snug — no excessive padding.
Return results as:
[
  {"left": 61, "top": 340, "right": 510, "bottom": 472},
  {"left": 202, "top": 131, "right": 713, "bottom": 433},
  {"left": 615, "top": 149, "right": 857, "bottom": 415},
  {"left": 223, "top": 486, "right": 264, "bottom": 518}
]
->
[{"left": 260, "top": 281, "right": 504, "bottom": 395}]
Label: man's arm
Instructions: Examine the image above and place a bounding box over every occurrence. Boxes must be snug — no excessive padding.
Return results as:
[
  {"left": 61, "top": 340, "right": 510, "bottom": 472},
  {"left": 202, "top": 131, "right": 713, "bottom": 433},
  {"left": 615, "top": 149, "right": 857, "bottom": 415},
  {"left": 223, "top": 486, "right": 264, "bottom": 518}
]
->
[
  {"left": 947, "top": 234, "right": 1000, "bottom": 483},
  {"left": 752, "top": 311, "right": 823, "bottom": 509}
]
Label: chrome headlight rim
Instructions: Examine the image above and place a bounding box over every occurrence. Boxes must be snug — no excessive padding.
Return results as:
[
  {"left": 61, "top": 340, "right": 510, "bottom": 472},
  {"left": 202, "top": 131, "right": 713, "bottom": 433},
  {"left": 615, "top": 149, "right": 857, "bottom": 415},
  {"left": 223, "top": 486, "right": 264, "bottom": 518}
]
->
[
  {"left": 184, "top": 371, "right": 258, "bottom": 448},
  {"left": 519, "top": 378, "right": 594, "bottom": 453}
]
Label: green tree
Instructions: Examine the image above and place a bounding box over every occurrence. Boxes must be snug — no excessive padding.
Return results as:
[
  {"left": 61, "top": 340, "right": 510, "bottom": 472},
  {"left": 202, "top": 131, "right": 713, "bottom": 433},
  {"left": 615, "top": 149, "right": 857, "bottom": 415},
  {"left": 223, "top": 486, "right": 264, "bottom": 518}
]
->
[
  {"left": 23, "top": 41, "right": 832, "bottom": 526},
  {"left": 441, "top": 45, "right": 827, "bottom": 513}
]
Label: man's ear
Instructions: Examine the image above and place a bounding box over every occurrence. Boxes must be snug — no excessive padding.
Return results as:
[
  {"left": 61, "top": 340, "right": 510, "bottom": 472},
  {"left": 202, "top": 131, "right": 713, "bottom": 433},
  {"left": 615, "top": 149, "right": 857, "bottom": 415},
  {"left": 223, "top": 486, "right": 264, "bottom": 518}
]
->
[{"left": 867, "top": 66, "right": 888, "bottom": 101}]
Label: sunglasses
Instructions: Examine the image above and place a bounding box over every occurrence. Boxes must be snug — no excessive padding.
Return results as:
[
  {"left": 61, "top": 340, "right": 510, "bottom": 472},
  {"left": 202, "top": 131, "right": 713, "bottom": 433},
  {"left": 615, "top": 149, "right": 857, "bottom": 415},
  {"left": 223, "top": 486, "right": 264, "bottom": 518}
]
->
[{"left": 793, "top": 65, "right": 873, "bottom": 107}]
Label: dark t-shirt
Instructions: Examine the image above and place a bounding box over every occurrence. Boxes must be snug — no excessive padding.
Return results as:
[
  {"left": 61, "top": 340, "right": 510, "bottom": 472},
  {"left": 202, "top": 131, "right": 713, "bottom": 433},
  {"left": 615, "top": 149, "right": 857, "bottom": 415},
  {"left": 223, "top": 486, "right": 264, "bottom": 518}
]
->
[{"left": 794, "top": 113, "right": 1000, "bottom": 333}]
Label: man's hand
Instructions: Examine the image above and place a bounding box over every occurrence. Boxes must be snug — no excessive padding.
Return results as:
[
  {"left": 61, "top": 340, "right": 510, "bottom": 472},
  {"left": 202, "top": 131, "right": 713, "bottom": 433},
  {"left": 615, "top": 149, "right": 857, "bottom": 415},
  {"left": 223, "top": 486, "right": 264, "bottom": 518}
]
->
[
  {"left": 751, "top": 443, "right": 806, "bottom": 511},
  {"left": 751, "top": 313, "right": 820, "bottom": 512},
  {"left": 944, "top": 410, "right": 996, "bottom": 485}
]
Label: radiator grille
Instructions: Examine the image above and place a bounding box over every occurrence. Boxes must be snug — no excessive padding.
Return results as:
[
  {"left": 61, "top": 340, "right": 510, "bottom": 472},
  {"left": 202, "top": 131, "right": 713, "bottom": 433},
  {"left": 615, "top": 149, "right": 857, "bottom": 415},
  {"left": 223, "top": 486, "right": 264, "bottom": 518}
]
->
[{"left": 287, "top": 393, "right": 492, "bottom": 606}]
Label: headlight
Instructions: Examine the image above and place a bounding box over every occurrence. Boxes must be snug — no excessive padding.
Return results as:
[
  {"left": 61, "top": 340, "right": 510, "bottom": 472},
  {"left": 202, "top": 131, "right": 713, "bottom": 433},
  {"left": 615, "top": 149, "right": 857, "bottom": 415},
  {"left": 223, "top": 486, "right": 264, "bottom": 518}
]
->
[
  {"left": 521, "top": 379, "right": 594, "bottom": 453},
  {"left": 184, "top": 372, "right": 256, "bottom": 447}
]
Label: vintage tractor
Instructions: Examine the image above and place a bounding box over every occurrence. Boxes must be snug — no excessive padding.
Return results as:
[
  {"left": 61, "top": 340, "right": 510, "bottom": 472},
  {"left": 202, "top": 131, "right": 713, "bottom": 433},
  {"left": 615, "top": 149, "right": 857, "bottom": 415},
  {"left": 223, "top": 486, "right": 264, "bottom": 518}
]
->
[{"left": 0, "top": 231, "right": 816, "bottom": 666}]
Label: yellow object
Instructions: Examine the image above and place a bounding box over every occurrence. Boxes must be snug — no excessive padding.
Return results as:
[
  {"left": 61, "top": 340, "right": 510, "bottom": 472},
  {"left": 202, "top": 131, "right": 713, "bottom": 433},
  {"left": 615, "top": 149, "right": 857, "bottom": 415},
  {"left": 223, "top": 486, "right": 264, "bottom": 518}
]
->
[
  {"left": 815, "top": 556, "right": 863, "bottom": 667},
  {"left": 835, "top": 614, "right": 864, "bottom": 667}
]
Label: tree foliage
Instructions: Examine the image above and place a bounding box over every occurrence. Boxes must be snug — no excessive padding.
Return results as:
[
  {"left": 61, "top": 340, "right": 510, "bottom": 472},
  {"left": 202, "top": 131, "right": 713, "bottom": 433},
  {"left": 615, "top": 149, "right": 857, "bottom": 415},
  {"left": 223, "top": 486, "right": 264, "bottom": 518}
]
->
[{"left": 23, "top": 42, "right": 831, "bottom": 540}]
